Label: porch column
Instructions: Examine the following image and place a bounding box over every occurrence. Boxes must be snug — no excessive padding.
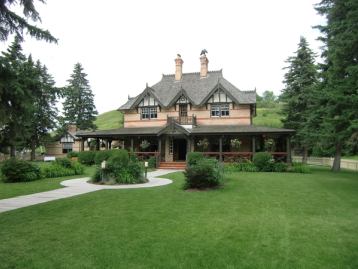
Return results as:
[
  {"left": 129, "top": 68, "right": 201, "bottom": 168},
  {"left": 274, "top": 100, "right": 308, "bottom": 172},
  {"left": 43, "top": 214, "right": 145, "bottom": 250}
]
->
[
  {"left": 96, "top": 138, "right": 100, "bottom": 151},
  {"left": 219, "top": 136, "right": 223, "bottom": 162},
  {"left": 252, "top": 136, "right": 256, "bottom": 160},
  {"left": 108, "top": 139, "right": 112, "bottom": 149},
  {"left": 186, "top": 137, "right": 191, "bottom": 161},
  {"left": 286, "top": 136, "right": 292, "bottom": 164},
  {"left": 105, "top": 140, "right": 109, "bottom": 150},
  {"left": 130, "top": 138, "right": 134, "bottom": 152},
  {"left": 80, "top": 138, "right": 85, "bottom": 152},
  {"left": 157, "top": 137, "right": 162, "bottom": 166}
]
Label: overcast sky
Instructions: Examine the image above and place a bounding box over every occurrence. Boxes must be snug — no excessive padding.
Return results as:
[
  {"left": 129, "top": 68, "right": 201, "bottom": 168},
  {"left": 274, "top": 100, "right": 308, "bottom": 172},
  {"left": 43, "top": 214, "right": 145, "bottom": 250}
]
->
[{"left": 1, "top": 0, "right": 325, "bottom": 114}]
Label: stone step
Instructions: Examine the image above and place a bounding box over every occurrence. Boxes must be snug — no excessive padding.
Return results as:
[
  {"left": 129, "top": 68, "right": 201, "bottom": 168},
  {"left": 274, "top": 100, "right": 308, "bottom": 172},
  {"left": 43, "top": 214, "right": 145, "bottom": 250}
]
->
[{"left": 158, "top": 162, "right": 186, "bottom": 169}]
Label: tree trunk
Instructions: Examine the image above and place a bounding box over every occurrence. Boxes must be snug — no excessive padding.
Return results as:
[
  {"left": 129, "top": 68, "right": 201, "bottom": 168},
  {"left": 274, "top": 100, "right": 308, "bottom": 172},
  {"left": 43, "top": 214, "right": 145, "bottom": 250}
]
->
[
  {"left": 332, "top": 142, "right": 342, "bottom": 172},
  {"left": 302, "top": 146, "right": 308, "bottom": 164},
  {"left": 31, "top": 140, "right": 36, "bottom": 161},
  {"left": 10, "top": 145, "right": 16, "bottom": 157}
]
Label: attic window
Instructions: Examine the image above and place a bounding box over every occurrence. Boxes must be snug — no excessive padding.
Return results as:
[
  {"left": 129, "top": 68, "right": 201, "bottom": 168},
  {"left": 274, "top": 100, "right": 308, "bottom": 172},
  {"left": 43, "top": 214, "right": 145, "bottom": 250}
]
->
[
  {"left": 138, "top": 94, "right": 157, "bottom": 107},
  {"left": 207, "top": 89, "right": 232, "bottom": 103}
]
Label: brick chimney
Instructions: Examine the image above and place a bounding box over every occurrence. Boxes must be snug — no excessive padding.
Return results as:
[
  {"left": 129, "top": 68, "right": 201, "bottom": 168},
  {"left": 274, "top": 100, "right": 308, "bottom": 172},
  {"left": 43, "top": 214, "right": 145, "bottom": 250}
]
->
[
  {"left": 200, "top": 53, "right": 209, "bottom": 78},
  {"left": 175, "top": 54, "right": 183, "bottom": 81}
]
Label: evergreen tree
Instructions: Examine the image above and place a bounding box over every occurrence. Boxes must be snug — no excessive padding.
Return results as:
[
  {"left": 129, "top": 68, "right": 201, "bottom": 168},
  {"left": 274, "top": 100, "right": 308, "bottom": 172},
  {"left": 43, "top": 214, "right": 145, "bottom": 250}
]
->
[
  {"left": 0, "top": 36, "right": 35, "bottom": 156},
  {"left": 314, "top": 0, "right": 358, "bottom": 171},
  {"left": 63, "top": 63, "right": 97, "bottom": 130},
  {"left": 281, "top": 36, "right": 318, "bottom": 163},
  {"left": 25, "top": 60, "right": 59, "bottom": 160},
  {"left": 0, "top": 0, "right": 57, "bottom": 42}
]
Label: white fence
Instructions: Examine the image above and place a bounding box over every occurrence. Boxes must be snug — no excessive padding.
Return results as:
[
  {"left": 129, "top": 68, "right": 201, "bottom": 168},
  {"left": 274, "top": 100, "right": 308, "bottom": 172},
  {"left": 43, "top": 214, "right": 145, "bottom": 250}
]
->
[{"left": 293, "top": 156, "right": 358, "bottom": 171}]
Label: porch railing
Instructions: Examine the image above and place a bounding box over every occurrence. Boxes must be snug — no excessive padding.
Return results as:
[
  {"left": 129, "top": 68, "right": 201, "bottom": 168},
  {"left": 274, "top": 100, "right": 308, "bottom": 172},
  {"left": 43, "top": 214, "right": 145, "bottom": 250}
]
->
[
  {"left": 167, "top": 115, "right": 197, "bottom": 125},
  {"left": 201, "top": 152, "right": 288, "bottom": 161}
]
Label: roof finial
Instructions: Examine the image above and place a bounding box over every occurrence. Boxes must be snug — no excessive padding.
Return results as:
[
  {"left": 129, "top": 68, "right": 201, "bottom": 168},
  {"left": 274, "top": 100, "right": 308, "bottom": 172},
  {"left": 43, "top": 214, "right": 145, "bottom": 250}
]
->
[
  {"left": 128, "top": 94, "right": 130, "bottom": 100},
  {"left": 146, "top": 82, "right": 148, "bottom": 88}
]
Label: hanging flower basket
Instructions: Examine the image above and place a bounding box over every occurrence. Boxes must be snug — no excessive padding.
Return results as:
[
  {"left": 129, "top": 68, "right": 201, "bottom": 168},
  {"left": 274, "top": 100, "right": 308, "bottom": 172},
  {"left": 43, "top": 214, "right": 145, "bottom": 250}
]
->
[
  {"left": 140, "top": 140, "right": 150, "bottom": 151},
  {"left": 264, "top": 138, "right": 276, "bottom": 152},
  {"left": 197, "top": 138, "right": 209, "bottom": 151},
  {"left": 230, "top": 138, "right": 242, "bottom": 151}
]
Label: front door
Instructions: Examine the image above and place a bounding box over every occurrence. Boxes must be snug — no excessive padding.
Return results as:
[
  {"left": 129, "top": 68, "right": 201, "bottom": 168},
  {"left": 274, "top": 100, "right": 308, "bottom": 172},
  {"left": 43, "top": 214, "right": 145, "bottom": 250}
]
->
[{"left": 173, "top": 139, "right": 187, "bottom": 161}]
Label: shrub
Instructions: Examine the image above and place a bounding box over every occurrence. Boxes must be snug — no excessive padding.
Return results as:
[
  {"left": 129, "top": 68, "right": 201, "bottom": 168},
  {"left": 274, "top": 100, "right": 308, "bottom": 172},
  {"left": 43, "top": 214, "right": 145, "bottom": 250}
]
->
[
  {"left": 55, "top": 157, "right": 72, "bottom": 168},
  {"left": 253, "top": 152, "right": 275, "bottom": 172},
  {"left": 92, "top": 149, "right": 144, "bottom": 184},
  {"left": 184, "top": 158, "right": 223, "bottom": 189},
  {"left": 287, "top": 162, "right": 311, "bottom": 173},
  {"left": 78, "top": 151, "right": 96, "bottom": 165},
  {"left": 273, "top": 162, "right": 288, "bottom": 172},
  {"left": 186, "top": 152, "right": 204, "bottom": 167},
  {"left": 225, "top": 161, "right": 258, "bottom": 172},
  {"left": 148, "top": 156, "right": 157, "bottom": 168},
  {"left": 1, "top": 158, "right": 41, "bottom": 182},
  {"left": 94, "top": 150, "right": 116, "bottom": 165},
  {"left": 67, "top": 151, "right": 79, "bottom": 158},
  {"left": 41, "top": 159, "right": 85, "bottom": 178}
]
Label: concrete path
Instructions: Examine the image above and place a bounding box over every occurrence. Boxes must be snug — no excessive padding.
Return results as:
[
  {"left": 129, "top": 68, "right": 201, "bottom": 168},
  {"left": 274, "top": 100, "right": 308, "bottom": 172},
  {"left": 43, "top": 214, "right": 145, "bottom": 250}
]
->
[{"left": 0, "top": 169, "right": 179, "bottom": 214}]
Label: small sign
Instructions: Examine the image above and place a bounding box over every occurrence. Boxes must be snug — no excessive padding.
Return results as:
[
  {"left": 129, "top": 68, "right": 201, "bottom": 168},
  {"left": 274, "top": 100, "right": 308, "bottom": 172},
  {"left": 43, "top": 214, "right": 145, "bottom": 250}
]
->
[
  {"left": 144, "top": 161, "right": 149, "bottom": 168},
  {"left": 101, "top": 160, "right": 106, "bottom": 169}
]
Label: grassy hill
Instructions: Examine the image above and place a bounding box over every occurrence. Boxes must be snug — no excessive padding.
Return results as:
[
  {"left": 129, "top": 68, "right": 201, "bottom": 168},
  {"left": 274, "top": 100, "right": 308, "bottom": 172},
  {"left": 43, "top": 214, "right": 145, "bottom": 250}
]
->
[
  {"left": 95, "top": 110, "right": 123, "bottom": 130},
  {"left": 95, "top": 106, "right": 283, "bottom": 130},
  {"left": 253, "top": 106, "right": 283, "bottom": 128}
]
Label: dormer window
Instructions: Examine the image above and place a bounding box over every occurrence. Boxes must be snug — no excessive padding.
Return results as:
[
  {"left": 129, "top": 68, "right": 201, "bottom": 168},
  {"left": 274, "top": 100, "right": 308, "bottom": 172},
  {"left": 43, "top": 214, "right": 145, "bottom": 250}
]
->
[
  {"left": 141, "top": 107, "right": 157, "bottom": 119},
  {"left": 138, "top": 94, "right": 157, "bottom": 107},
  {"left": 176, "top": 95, "right": 189, "bottom": 104}
]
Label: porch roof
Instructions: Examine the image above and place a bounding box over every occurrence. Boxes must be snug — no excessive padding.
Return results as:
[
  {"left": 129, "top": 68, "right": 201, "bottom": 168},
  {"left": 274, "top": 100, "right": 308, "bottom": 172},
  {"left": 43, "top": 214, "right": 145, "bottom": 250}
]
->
[{"left": 76, "top": 125, "right": 294, "bottom": 138}]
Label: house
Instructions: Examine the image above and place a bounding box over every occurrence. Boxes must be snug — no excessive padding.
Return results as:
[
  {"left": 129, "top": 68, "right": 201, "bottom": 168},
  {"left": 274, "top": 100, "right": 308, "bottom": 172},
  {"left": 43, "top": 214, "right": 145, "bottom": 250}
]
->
[
  {"left": 45, "top": 125, "right": 88, "bottom": 157},
  {"left": 76, "top": 52, "right": 294, "bottom": 168}
]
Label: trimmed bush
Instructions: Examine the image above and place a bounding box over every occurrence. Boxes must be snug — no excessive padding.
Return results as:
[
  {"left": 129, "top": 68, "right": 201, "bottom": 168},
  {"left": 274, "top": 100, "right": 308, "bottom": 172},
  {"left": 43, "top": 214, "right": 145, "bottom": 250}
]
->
[
  {"left": 1, "top": 158, "right": 41, "bottom": 182},
  {"left": 67, "top": 151, "right": 79, "bottom": 158},
  {"left": 253, "top": 152, "right": 275, "bottom": 172},
  {"left": 184, "top": 158, "right": 223, "bottom": 189},
  {"left": 78, "top": 151, "right": 96, "bottom": 165},
  {"left": 187, "top": 152, "right": 204, "bottom": 167},
  {"left": 94, "top": 150, "right": 115, "bottom": 165},
  {"left": 55, "top": 157, "right": 72, "bottom": 168}
]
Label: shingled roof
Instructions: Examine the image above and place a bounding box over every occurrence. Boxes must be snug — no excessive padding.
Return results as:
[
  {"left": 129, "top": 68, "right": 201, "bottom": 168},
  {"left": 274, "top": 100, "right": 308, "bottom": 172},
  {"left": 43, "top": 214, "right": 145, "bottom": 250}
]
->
[{"left": 119, "top": 70, "right": 256, "bottom": 110}]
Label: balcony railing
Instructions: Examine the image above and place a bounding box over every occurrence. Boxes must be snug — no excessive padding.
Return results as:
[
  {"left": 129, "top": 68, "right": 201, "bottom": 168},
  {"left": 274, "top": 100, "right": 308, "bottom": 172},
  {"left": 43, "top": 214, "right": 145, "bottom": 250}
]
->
[{"left": 167, "top": 115, "right": 197, "bottom": 125}]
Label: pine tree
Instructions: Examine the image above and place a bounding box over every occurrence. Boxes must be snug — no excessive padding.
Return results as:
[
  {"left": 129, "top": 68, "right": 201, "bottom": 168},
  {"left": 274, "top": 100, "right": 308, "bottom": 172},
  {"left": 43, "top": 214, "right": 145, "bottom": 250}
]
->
[
  {"left": 0, "top": 0, "right": 57, "bottom": 42},
  {"left": 314, "top": 0, "right": 358, "bottom": 171},
  {"left": 63, "top": 63, "right": 97, "bottom": 130},
  {"left": 281, "top": 36, "right": 318, "bottom": 163}
]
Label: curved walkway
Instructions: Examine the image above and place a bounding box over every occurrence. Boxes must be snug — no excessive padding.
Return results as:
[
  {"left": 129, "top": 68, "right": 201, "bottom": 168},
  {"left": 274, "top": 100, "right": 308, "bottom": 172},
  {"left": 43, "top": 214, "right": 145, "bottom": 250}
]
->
[{"left": 0, "top": 169, "right": 178, "bottom": 213}]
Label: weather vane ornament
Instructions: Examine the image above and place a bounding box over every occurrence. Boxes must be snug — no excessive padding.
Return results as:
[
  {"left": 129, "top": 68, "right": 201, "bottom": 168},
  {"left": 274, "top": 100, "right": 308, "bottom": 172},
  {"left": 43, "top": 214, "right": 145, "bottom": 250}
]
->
[{"left": 200, "top": 49, "right": 208, "bottom": 55}]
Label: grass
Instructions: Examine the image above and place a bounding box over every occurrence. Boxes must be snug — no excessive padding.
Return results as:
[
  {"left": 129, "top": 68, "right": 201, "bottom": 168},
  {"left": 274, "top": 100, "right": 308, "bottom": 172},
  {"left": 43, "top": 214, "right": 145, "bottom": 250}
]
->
[
  {"left": 0, "top": 167, "right": 357, "bottom": 268},
  {"left": 342, "top": 155, "right": 358, "bottom": 161},
  {"left": 253, "top": 106, "right": 283, "bottom": 128},
  {"left": 95, "top": 110, "right": 123, "bottom": 130},
  {"left": 0, "top": 166, "right": 95, "bottom": 200}
]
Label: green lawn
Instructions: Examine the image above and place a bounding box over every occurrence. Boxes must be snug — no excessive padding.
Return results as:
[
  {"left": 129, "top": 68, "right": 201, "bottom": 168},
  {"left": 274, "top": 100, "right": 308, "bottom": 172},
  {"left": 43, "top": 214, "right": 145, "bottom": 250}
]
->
[
  {"left": 95, "top": 110, "right": 123, "bottom": 130},
  {"left": 253, "top": 106, "right": 283, "bottom": 128},
  {"left": 0, "top": 167, "right": 357, "bottom": 268},
  {"left": 0, "top": 166, "right": 95, "bottom": 200}
]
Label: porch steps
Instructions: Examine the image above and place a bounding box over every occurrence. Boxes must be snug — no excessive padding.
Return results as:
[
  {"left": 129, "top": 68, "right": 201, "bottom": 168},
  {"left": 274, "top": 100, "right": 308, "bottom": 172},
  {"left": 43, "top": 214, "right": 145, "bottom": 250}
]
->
[{"left": 158, "top": 162, "right": 186, "bottom": 170}]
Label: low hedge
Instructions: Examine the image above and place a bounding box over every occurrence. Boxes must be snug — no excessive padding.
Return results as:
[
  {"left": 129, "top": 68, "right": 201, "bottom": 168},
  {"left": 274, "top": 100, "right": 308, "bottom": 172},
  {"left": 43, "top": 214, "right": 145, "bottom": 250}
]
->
[
  {"left": 41, "top": 158, "right": 84, "bottom": 178},
  {"left": 253, "top": 152, "right": 275, "bottom": 172},
  {"left": 78, "top": 151, "right": 96, "bottom": 165}
]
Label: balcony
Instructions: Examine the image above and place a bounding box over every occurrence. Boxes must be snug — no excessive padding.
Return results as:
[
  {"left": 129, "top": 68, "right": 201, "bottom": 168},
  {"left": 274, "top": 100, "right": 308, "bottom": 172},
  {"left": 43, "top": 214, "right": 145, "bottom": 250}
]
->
[{"left": 167, "top": 115, "right": 197, "bottom": 126}]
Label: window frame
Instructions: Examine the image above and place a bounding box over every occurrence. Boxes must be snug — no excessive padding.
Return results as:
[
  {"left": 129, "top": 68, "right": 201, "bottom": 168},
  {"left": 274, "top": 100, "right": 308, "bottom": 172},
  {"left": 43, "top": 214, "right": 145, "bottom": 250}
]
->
[
  {"left": 141, "top": 106, "right": 158, "bottom": 120},
  {"left": 210, "top": 103, "right": 230, "bottom": 117}
]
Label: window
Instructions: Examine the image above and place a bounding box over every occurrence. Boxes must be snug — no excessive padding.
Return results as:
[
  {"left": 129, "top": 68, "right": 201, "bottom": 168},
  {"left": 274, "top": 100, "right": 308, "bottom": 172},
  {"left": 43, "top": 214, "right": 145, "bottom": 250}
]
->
[
  {"left": 211, "top": 104, "right": 230, "bottom": 117},
  {"left": 62, "top": 142, "right": 73, "bottom": 154},
  {"left": 141, "top": 107, "right": 157, "bottom": 119}
]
